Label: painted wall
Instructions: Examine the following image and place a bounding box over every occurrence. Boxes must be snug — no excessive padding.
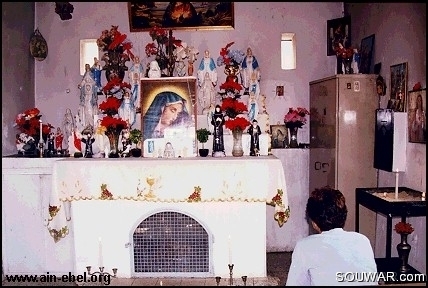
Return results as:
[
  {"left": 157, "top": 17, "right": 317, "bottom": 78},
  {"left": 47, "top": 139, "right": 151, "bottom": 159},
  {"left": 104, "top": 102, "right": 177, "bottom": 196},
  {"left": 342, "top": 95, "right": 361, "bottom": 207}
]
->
[{"left": 345, "top": 3, "right": 426, "bottom": 274}]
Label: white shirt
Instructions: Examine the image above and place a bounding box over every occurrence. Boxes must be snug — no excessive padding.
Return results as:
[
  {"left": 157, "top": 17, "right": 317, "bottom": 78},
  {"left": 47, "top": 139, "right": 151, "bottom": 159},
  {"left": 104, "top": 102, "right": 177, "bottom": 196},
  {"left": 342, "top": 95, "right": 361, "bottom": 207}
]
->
[{"left": 286, "top": 228, "right": 378, "bottom": 286}]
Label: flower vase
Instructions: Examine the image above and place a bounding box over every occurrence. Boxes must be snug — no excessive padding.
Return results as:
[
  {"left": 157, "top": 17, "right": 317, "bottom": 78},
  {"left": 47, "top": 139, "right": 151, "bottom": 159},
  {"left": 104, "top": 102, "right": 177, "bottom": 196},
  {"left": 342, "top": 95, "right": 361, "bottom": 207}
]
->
[
  {"left": 231, "top": 128, "right": 244, "bottom": 157},
  {"left": 343, "top": 57, "right": 353, "bottom": 74},
  {"left": 288, "top": 127, "right": 299, "bottom": 148},
  {"left": 106, "top": 132, "right": 120, "bottom": 158},
  {"left": 397, "top": 233, "right": 411, "bottom": 273}
]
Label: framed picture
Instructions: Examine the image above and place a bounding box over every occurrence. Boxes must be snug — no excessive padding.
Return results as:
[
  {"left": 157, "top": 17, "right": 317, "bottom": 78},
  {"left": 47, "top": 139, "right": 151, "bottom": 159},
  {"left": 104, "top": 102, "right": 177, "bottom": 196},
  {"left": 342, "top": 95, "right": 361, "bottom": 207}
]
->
[
  {"left": 387, "top": 62, "right": 408, "bottom": 112},
  {"left": 128, "top": 2, "right": 234, "bottom": 32},
  {"left": 327, "top": 16, "right": 351, "bottom": 56},
  {"left": 270, "top": 125, "right": 288, "bottom": 149},
  {"left": 359, "top": 34, "right": 375, "bottom": 74},
  {"left": 140, "top": 78, "right": 197, "bottom": 158},
  {"left": 407, "top": 89, "right": 426, "bottom": 143}
]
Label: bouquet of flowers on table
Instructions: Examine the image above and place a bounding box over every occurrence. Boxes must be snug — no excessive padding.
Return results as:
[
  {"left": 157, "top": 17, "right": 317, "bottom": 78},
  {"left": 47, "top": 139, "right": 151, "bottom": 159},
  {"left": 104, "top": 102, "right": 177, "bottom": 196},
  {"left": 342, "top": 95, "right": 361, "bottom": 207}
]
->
[{"left": 283, "top": 107, "right": 310, "bottom": 129}]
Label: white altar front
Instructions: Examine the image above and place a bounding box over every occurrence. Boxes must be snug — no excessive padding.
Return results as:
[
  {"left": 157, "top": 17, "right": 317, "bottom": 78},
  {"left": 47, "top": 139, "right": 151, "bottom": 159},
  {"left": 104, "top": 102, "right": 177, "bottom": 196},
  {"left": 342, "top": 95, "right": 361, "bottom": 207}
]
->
[{"left": 48, "top": 156, "right": 288, "bottom": 278}]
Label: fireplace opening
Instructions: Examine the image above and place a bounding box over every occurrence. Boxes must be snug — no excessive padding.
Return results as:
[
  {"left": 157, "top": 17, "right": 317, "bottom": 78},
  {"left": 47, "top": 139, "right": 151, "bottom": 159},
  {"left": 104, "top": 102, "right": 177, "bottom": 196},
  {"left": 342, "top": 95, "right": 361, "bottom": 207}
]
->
[{"left": 133, "top": 211, "right": 210, "bottom": 276}]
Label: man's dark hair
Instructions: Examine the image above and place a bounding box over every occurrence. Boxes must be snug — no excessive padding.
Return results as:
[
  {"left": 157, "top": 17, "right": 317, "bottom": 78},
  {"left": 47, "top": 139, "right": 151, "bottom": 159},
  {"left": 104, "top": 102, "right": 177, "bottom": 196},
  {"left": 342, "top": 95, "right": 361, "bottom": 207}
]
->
[{"left": 306, "top": 186, "right": 348, "bottom": 232}]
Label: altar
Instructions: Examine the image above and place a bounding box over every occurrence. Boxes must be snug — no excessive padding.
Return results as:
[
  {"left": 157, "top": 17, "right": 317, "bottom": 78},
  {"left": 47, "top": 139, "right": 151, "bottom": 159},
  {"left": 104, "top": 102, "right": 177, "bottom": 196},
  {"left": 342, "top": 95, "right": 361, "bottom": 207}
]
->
[{"left": 48, "top": 156, "right": 288, "bottom": 278}]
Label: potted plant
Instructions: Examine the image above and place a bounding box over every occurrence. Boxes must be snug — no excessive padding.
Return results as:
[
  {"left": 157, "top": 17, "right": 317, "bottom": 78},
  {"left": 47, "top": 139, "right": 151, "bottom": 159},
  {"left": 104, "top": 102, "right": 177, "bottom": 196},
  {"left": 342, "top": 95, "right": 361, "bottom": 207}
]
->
[
  {"left": 129, "top": 128, "right": 142, "bottom": 157},
  {"left": 196, "top": 128, "right": 210, "bottom": 157}
]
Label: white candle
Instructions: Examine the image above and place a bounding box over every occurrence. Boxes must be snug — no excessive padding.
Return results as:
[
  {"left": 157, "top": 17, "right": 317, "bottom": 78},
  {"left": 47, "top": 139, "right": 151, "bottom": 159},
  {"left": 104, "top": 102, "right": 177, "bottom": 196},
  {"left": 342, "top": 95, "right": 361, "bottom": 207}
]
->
[
  {"left": 422, "top": 192, "right": 426, "bottom": 200},
  {"left": 39, "top": 120, "right": 43, "bottom": 140},
  {"left": 98, "top": 237, "right": 103, "bottom": 267},
  {"left": 228, "top": 235, "right": 232, "bottom": 264},
  {"left": 383, "top": 192, "right": 387, "bottom": 198},
  {"left": 395, "top": 169, "right": 399, "bottom": 199}
]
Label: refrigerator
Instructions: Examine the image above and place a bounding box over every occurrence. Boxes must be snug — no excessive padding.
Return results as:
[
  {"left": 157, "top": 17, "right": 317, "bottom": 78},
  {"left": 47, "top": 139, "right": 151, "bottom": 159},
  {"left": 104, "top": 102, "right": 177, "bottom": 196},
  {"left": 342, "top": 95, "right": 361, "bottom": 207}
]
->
[{"left": 309, "top": 74, "right": 379, "bottom": 242}]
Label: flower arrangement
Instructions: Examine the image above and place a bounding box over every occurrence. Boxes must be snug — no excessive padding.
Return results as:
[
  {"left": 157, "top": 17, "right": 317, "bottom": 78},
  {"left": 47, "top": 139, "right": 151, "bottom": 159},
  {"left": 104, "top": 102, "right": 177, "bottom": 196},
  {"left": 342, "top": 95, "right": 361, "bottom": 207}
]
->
[
  {"left": 102, "top": 76, "right": 131, "bottom": 97},
  {"left": 334, "top": 43, "right": 354, "bottom": 59},
  {"left": 145, "top": 26, "right": 183, "bottom": 74},
  {"left": 97, "top": 25, "right": 133, "bottom": 55},
  {"left": 98, "top": 97, "right": 128, "bottom": 136},
  {"left": 284, "top": 107, "right": 310, "bottom": 129},
  {"left": 221, "top": 96, "right": 251, "bottom": 131},
  {"left": 394, "top": 222, "right": 414, "bottom": 234},
  {"left": 216, "top": 42, "right": 245, "bottom": 67},
  {"left": 14, "top": 108, "right": 53, "bottom": 140}
]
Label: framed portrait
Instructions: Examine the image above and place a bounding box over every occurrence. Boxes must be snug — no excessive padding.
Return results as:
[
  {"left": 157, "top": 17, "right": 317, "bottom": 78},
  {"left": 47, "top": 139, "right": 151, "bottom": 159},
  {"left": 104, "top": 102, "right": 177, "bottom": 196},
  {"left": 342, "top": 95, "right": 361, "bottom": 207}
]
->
[
  {"left": 128, "top": 2, "right": 234, "bottom": 32},
  {"left": 270, "top": 125, "right": 288, "bottom": 149},
  {"left": 327, "top": 16, "right": 351, "bottom": 56},
  {"left": 407, "top": 89, "right": 426, "bottom": 144},
  {"left": 140, "top": 77, "right": 197, "bottom": 158},
  {"left": 387, "top": 62, "right": 408, "bottom": 112},
  {"left": 359, "top": 34, "right": 375, "bottom": 74}
]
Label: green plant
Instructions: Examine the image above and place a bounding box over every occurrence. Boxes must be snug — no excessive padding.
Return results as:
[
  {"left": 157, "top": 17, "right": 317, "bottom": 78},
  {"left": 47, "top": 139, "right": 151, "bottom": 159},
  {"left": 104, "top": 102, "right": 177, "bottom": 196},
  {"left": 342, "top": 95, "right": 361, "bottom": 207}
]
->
[
  {"left": 196, "top": 128, "right": 210, "bottom": 148},
  {"left": 129, "top": 128, "right": 142, "bottom": 146}
]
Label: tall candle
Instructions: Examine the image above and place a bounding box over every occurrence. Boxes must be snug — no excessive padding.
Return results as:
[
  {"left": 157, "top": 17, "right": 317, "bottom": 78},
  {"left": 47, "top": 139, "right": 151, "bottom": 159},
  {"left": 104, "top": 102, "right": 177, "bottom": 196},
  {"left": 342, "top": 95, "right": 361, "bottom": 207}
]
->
[
  {"left": 395, "top": 169, "right": 399, "bottom": 199},
  {"left": 228, "top": 235, "right": 232, "bottom": 264},
  {"left": 98, "top": 237, "right": 103, "bottom": 267},
  {"left": 39, "top": 120, "right": 43, "bottom": 140}
]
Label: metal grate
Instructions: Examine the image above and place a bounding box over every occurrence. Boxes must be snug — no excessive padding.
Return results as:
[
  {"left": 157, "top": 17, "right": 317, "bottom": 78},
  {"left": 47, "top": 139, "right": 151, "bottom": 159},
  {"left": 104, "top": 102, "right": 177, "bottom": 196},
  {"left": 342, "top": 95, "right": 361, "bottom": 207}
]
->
[{"left": 133, "top": 211, "right": 209, "bottom": 275}]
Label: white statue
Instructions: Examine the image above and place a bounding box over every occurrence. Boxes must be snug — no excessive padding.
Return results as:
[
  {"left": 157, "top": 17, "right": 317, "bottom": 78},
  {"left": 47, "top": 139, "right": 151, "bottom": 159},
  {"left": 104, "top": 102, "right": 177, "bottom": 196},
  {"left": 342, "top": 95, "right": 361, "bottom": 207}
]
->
[
  {"left": 77, "top": 64, "right": 98, "bottom": 128},
  {"left": 148, "top": 60, "right": 162, "bottom": 78}
]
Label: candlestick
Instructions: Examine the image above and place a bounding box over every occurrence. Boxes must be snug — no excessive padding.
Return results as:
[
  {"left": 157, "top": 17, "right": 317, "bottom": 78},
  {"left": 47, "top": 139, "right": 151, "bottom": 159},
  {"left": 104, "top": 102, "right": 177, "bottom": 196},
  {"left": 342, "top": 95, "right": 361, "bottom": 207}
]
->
[
  {"left": 98, "top": 237, "right": 103, "bottom": 268},
  {"left": 228, "top": 235, "right": 232, "bottom": 264},
  {"left": 39, "top": 120, "right": 43, "bottom": 140},
  {"left": 395, "top": 169, "right": 399, "bottom": 200}
]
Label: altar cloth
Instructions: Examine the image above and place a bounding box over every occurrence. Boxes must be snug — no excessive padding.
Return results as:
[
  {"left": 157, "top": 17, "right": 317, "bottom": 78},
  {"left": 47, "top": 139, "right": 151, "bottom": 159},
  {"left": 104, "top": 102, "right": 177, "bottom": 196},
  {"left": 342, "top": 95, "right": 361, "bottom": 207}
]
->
[{"left": 47, "top": 156, "right": 289, "bottom": 242}]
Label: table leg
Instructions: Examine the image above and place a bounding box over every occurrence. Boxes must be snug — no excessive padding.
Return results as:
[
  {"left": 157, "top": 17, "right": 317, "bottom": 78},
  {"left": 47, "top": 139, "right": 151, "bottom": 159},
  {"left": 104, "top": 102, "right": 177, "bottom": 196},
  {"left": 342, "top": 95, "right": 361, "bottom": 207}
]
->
[{"left": 386, "top": 214, "right": 392, "bottom": 258}]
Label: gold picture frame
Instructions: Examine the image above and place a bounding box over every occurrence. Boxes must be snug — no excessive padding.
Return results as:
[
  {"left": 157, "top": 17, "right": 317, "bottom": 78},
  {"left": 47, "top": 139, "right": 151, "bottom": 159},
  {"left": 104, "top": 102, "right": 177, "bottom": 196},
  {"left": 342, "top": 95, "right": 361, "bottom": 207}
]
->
[
  {"left": 407, "top": 88, "right": 426, "bottom": 144},
  {"left": 388, "top": 62, "right": 408, "bottom": 112},
  {"left": 270, "top": 125, "right": 288, "bottom": 149},
  {"left": 140, "top": 77, "right": 197, "bottom": 158},
  {"left": 128, "top": 2, "right": 234, "bottom": 32}
]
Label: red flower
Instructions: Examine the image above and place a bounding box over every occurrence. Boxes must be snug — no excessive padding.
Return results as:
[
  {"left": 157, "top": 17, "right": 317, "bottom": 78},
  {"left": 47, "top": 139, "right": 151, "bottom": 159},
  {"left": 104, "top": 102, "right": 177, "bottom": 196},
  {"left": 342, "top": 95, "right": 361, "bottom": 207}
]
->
[
  {"left": 394, "top": 222, "right": 414, "bottom": 234},
  {"left": 99, "top": 97, "right": 122, "bottom": 116},
  {"left": 224, "top": 117, "right": 251, "bottom": 131},
  {"left": 100, "top": 116, "right": 128, "bottom": 135},
  {"left": 220, "top": 79, "right": 243, "bottom": 92}
]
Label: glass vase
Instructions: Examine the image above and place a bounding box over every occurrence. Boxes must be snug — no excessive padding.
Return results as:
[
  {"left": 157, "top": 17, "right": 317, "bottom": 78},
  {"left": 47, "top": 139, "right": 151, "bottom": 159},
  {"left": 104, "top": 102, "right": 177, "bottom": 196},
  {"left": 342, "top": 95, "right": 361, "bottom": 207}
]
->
[
  {"left": 288, "top": 127, "right": 299, "bottom": 148},
  {"left": 232, "top": 128, "right": 244, "bottom": 157},
  {"left": 106, "top": 132, "right": 120, "bottom": 158},
  {"left": 397, "top": 233, "right": 411, "bottom": 273}
]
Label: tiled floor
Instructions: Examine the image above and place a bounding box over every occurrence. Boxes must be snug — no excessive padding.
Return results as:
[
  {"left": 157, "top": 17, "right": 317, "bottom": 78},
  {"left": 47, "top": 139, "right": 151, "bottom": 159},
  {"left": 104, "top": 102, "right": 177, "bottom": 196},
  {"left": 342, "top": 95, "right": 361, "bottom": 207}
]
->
[{"left": 1, "top": 252, "right": 291, "bottom": 286}]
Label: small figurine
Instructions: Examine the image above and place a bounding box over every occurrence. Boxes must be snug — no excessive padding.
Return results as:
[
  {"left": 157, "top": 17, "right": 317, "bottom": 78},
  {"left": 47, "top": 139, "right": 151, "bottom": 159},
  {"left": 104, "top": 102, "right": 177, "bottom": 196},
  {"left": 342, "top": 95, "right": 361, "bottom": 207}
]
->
[
  {"left": 148, "top": 60, "right": 162, "bottom": 78},
  {"left": 248, "top": 119, "right": 261, "bottom": 156},
  {"left": 46, "top": 132, "right": 56, "bottom": 157},
  {"left": 163, "top": 142, "right": 175, "bottom": 158},
  {"left": 55, "top": 127, "right": 64, "bottom": 154},
  {"left": 81, "top": 133, "right": 95, "bottom": 158}
]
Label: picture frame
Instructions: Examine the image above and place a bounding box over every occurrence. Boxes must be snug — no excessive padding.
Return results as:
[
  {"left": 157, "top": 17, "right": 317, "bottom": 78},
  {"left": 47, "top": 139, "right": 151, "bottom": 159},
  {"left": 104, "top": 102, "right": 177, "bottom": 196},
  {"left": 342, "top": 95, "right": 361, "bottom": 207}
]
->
[
  {"left": 359, "top": 34, "right": 375, "bottom": 74},
  {"left": 270, "top": 125, "right": 288, "bottom": 149},
  {"left": 128, "top": 2, "right": 234, "bottom": 32},
  {"left": 140, "top": 77, "right": 197, "bottom": 158},
  {"left": 387, "top": 62, "right": 408, "bottom": 112},
  {"left": 327, "top": 16, "right": 351, "bottom": 56},
  {"left": 407, "top": 88, "right": 426, "bottom": 144}
]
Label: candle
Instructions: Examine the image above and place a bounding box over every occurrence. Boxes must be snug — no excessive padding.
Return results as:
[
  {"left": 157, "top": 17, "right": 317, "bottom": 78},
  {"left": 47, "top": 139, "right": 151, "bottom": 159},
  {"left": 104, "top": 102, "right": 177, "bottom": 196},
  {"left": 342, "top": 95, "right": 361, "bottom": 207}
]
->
[
  {"left": 39, "top": 120, "right": 43, "bottom": 140},
  {"left": 422, "top": 192, "right": 426, "bottom": 200},
  {"left": 98, "top": 237, "right": 103, "bottom": 268},
  {"left": 395, "top": 169, "right": 399, "bottom": 200},
  {"left": 228, "top": 235, "right": 232, "bottom": 264},
  {"left": 383, "top": 192, "right": 387, "bottom": 197}
]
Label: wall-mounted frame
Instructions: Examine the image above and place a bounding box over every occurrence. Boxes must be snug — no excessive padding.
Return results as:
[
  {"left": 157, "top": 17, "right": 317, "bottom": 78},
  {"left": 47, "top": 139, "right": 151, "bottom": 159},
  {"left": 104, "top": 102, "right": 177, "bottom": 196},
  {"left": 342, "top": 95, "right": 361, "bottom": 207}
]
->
[
  {"left": 359, "top": 34, "right": 375, "bottom": 74},
  {"left": 128, "top": 2, "right": 234, "bottom": 32},
  {"left": 327, "top": 16, "right": 351, "bottom": 56},
  {"left": 141, "top": 77, "right": 197, "bottom": 158},
  {"left": 407, "top": 88, "right": 426, "bottom": 144},
  {"left": 387, "top": 62, "right": 408, "bottom": 112},
  {"left": 270, "top": 125, "right": 288, "bottom": 149}
]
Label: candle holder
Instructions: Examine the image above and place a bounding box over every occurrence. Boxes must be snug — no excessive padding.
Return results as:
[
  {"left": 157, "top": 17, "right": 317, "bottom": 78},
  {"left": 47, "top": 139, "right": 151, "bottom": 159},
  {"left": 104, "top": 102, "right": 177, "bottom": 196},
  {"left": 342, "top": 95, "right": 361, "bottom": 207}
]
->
[
  {"left": 241, "top": 276, "right": 247, "bottom": 286},
  {"left": 86, "top": 266, "right": 118, "bottom": 286},
  {"left": 228, "top": 264, "right": 234, "bottom": 286},
  {"left": 38, "top": 140, "right": 44, "bottom": 158},
  {"left": 215, "top": 276, "right": 221, "bottom": 286}
]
